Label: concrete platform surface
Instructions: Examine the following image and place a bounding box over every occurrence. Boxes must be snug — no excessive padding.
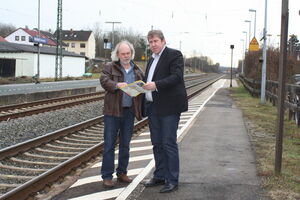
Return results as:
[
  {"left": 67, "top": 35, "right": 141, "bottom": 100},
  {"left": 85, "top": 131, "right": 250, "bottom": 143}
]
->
[{"left": 130, "top": 84, "right": 269, "bottom": 200}]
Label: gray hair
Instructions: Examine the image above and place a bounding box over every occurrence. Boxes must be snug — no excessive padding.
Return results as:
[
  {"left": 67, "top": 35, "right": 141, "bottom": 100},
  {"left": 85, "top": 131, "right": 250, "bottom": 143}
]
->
[
  {"left": 147, "top": 30, "right": 165, "bottom": 41},
  {"left": 111, "top": 40, "right": 135, "bottom": 61}
]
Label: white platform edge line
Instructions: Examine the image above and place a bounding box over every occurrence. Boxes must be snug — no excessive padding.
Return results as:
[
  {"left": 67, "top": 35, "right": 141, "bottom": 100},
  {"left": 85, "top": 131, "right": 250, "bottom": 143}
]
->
[{"left": 116, "top": 79, "right": 226, "bottom": 200}]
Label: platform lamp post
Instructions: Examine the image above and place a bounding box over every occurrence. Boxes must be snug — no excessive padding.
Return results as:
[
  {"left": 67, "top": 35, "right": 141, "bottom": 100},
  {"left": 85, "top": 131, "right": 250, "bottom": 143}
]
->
[
  {"left": 249, "top": 9, "right": 257, "bottom": 37},
  {"left": 244, "top": 20, "right": 251, "bottom": 43},
  {"left": 230, "top": 45, "right": 234, "bottom": 87},
  {"left": 240, "top": 39, "right": 245, "bottom": 75},
  {"left": 243, "top": 31, "right": 248, "bottom": 51}
]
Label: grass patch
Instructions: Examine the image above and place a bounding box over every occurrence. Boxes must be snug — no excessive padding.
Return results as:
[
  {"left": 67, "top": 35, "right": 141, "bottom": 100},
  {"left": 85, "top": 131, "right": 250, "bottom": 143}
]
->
[{"left": 230, "top": 83, "right": 300, "bottom": 200}]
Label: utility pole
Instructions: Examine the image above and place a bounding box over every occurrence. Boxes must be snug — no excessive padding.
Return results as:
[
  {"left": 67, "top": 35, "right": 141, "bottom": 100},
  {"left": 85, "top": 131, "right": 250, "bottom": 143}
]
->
[
  {"left": 55, "top": 0, "right": 63, "bottom": 81},
  {"left": 37, "top": 0, "right": 41, "bottom": 83},
  {"left": 230, "top": 45, "right": 234, "bottom": 87},
  {"left": 105, "top": 21, "right": 121, "bottom": 50},
  {"left": 261, "top": 0, "right": 268, "bottom": 104},
  {"left": 275, "top": 0, "right": 289, "bottom": 175}
]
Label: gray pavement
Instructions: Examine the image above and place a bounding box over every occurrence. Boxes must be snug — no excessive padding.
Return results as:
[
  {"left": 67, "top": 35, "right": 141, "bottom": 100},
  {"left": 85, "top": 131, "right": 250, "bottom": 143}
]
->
[
  {"left": 0, "top": 79, "right": 101, "bottom": 96},
  {"left": 133, "top": 88, "right": 269, "bottom": 200}
]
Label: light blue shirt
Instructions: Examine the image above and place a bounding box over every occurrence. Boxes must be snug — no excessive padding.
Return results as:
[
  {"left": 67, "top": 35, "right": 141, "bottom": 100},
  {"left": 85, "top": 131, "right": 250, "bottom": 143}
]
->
[
  {"left": 145, "top": 46, "right": 166, "bottom": 102},
  {"left": 120, "top": 61, "right": 135, "bottom": 107}
]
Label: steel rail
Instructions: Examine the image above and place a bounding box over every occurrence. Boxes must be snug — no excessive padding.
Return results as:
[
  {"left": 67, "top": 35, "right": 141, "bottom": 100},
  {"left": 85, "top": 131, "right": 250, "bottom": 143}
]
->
[
  {"left": 0, "top": 93, "right": 105, "bottom": 122},
  {"left": 0, "top": 75, "right": 204, "bottom": 122},
  {"left": 0, "top": 116, "right": 103, "bottom": 160},
  {"left": 0, "top": 92, "right": 102, "bottom": 112},
  {"left": 0, "top": 74, "right": 223, "bottom": 200},
  {"left": 0, "top": 118, "right": 148, "bottom": 200}
]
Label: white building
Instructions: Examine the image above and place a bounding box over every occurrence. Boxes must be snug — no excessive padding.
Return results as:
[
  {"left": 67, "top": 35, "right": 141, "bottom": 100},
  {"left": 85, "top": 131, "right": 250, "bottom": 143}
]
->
[
  {"left": 5, "top": 28, "right": 57, "bottom": 46},
  {"left": 0, "top": 42, "right": 86, "bottom": 78}
]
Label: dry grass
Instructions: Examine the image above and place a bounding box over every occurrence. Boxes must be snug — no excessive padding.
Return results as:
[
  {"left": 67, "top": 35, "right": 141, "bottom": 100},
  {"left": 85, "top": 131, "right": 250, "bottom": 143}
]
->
[
  {"left": 230, "top": 84, "right": 300, "bottom": 200},
  {"left": 0, "top": 75, "right": 100, "bottom": 85}
]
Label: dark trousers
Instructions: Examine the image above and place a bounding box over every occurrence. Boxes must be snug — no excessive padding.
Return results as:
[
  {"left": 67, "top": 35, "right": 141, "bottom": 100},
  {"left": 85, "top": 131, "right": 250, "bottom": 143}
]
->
[
  {"left": 101, "top": 108, "right": 135, "bottom": 180},
  {"left": 147, "top": 103, "right": 180, "bottom": 185}
]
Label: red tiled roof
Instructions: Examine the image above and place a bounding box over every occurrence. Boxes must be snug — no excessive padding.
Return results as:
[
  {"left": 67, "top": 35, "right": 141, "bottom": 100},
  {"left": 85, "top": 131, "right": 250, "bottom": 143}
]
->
[
  {"left": 0, "top": 36, "right": 7, "bottom": 42},
  {"left": 22, "top": 28, "right": 57, "bottom": 46}
]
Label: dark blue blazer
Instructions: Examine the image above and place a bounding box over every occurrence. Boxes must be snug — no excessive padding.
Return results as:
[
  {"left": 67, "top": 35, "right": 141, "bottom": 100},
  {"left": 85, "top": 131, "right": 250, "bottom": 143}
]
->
[{"left": 144, "top": 47, "right": 188, "bottom": 116}]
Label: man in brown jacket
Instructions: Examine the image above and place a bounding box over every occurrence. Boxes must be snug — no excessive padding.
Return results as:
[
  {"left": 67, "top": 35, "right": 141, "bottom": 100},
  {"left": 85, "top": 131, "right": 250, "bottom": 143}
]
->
[{"left": 100, "top": 40, "right": 143, "bottom": 188}]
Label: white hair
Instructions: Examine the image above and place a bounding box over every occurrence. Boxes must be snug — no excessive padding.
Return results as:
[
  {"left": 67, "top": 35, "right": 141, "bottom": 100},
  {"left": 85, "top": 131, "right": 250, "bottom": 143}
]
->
[{"left": 111, "top": 40, "right": 135, "bottom": 61}]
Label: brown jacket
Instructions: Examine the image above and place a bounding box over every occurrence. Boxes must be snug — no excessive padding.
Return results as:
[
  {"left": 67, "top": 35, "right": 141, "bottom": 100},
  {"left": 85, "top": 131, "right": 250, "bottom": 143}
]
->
[{"left": 100, "top": 61, "right": 144, "bottom": 120}]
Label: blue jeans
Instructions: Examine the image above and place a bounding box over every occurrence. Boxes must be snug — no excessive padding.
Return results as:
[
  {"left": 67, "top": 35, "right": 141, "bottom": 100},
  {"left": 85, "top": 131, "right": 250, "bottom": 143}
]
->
[
  {"left": 101, "top": 108, "right": 135, "bottom": 180},
  {"left": 147, "top": 103, "right": 180, "bottom": 185}
]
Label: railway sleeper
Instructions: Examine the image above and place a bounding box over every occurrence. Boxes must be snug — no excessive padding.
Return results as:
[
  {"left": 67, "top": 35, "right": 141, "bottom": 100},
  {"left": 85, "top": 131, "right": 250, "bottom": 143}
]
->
[
  {"left": 23, "top": 152, "right": 69, "bottom": 160},
  {"left": 63, "top": 136, "right": 101, "bottom": 143},
  {"left": 9, "top": 157, "right": 59, "bottom": 166},
  {"left": 82, "top": 128, "right": 102, "bottom": 134},
  {"left": 45, "top": 143, "right": 87, "bottom": 151},
  {"left": 54, "top": 140, "right": 94, "bottom": 147},
  {"left": 35, "top": 147, "right": 81, "bottom": 155},
  {"left": 70, "top": 133, "right": 100, "bottom": 140},
  {"left": 0, "top": 163, "right": 47, "bottom": 172},
  {"left": 77, "top": 131, "right": 102, "bottom": 137},
  {"left": 0, "top": 174, "right": 34, "bottom": 180}
]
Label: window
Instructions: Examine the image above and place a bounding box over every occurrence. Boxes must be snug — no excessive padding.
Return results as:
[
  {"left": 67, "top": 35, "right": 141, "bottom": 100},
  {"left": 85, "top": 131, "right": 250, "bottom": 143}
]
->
[
  {"left": 80, "top": 43, "right": 85, "bottom": 48},
  {"left": 66, "top": 43, "right": 69, "bottom": 47},
  {"left": 80, "top": 52, "right": 85, "bottom": 56},
  {"left": 21, "top": 36, "right": 26, "bottom": 41},
  {"left": 71, "top": 43, "right": 75, "bottom": 48},
  {"left": 15, "top": 36, "right": 19, "bottom": 41}
]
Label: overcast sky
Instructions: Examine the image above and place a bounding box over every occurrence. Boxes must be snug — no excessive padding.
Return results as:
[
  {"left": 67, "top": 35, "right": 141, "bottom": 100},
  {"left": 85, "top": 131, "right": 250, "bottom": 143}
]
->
[{"left": 1, "top": 0, "right": 300, "bottom": 67}]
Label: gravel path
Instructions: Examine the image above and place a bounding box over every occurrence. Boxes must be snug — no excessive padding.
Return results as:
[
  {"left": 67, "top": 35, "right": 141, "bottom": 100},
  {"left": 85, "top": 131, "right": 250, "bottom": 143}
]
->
[{"left": 0, "top": 101, "right": 103, "bottom": 149}]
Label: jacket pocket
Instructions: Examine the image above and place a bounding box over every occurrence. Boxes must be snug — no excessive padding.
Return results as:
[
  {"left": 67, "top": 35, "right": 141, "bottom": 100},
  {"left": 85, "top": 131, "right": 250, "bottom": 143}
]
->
[{"left": 112, "top": 71, "right": 122, "bottom": 82}]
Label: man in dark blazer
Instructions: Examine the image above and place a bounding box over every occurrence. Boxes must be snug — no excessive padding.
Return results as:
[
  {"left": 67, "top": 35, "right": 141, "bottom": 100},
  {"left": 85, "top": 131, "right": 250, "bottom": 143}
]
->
[{"left": 142, "top": 30, "right": 188, "bottom": 193}]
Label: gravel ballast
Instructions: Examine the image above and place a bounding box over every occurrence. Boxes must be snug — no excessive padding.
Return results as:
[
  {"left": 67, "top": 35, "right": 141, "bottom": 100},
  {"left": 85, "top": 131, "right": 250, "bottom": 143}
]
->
[{"left": 0, "top": 101, "right": 103, "bottom": 149}]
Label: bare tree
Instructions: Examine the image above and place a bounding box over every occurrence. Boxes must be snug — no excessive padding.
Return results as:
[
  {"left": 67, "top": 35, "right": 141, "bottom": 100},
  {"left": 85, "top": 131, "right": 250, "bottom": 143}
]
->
[
  {"left": 92, "top": 23, "right": 103, "bottom": 58},
  {"left": 0, "top": 23, "right": 16, "bottom": 37}
]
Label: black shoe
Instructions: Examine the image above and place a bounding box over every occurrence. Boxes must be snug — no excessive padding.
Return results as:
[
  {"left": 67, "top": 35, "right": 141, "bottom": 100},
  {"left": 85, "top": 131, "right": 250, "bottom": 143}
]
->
[
  {"left": 159, "top": 183, "right": 178, "bottom": 193},
  {"left": 143, "top": 178, "right": 165, "bottom": 187}
]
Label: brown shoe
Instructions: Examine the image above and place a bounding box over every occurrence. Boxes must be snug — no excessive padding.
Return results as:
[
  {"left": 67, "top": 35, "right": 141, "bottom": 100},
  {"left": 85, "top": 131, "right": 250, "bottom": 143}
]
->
[
  {"left": 103, "top": 179, "right": 114, "bottom": 188},
  {"left": 117, "top": 173, "right": 132, "bottom": 183}
]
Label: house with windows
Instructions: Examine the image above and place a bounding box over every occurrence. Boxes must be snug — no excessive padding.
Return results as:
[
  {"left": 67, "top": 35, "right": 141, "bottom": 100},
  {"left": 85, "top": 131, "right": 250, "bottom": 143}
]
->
[
  {"left": 5, "top": 28, "right": 57, "bottom": 47},
  {"left": 59, "top": 29, "right": 95, "bottom": 59}
]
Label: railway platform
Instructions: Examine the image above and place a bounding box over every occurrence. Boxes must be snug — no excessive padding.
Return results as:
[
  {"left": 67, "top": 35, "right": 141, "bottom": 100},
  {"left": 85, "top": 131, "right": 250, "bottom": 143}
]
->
[{"left": 52, "top": 78, "right": 268, "bottom": 200}]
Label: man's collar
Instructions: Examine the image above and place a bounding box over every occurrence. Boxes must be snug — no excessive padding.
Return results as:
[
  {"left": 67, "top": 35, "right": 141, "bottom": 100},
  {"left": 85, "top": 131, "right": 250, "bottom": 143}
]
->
[
  {"left": 121, "top": 61, "right": 134, "bottom": 70},
  {"left": 152, "top": 46, "right": 166, "bottom": 58}
]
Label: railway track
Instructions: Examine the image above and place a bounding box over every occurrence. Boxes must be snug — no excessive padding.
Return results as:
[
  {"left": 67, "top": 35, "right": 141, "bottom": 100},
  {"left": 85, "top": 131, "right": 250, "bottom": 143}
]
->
[
  {"left": 0, "top": 75, "right": 206, "bottom": 122},
  {"left": 0, "top": 74, "right": 223, "bottom": 200},
  {"left": 0, "top": 92, "right": 105, "bottom": 122}
]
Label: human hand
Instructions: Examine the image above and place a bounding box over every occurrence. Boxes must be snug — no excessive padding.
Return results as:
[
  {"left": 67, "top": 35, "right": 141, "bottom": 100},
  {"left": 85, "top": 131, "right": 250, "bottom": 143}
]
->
[
  {"left": 142, "top": 82, "right": 156, "bottom": 91},
  {"left": 117, "top": 82, "right": 128, "bottom": 88}
]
